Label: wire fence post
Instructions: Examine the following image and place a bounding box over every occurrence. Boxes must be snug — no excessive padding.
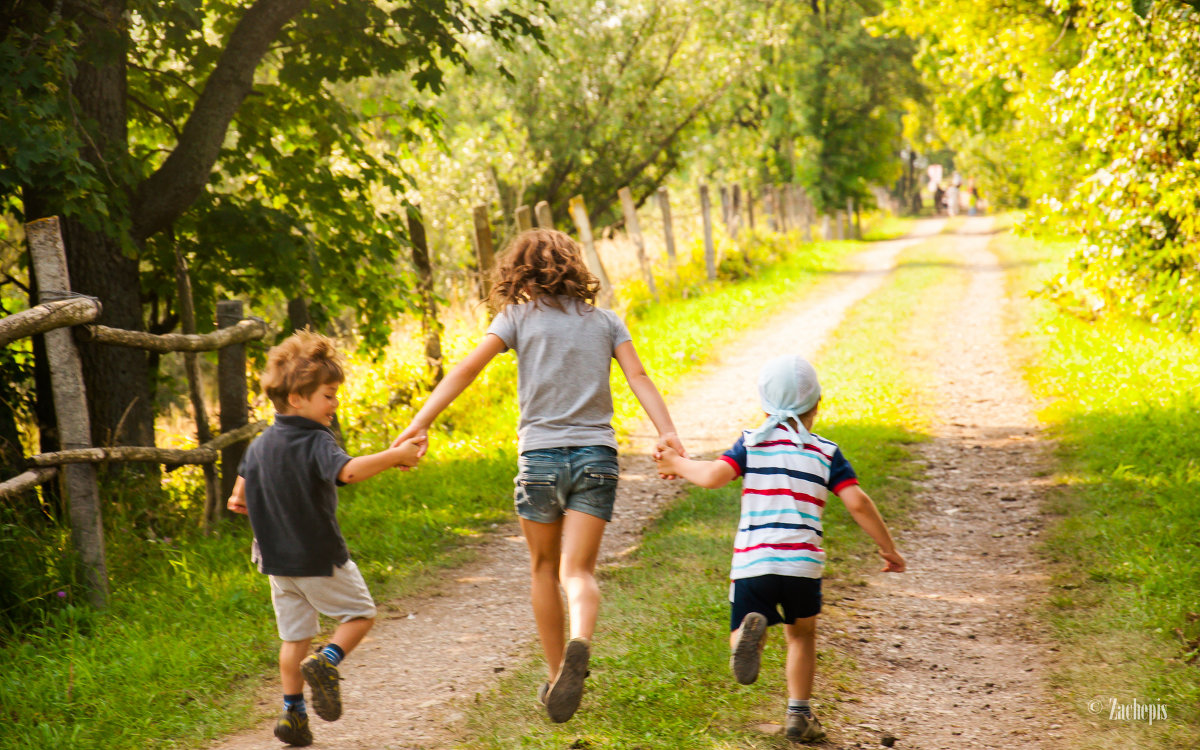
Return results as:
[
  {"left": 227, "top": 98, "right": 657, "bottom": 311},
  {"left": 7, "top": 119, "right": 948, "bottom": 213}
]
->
[
  {"left": 568, "top": 195, "right": 613, "bottom": 303},
  {"left": 700, "top": 183, "right": 716, "bottom": 281},
  {"left": 618, "top": 186, "right": 658, "bottom": 301},
  {"left": 472, "top": 205, "right": 496, "bottom": 302},
  {"left": 656, "top": 186, "right": 677, "bottom": 275}
]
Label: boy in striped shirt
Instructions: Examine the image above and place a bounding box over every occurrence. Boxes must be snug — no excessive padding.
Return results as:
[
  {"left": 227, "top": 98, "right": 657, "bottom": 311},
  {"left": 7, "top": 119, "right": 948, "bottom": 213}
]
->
[{"left": 654, "top": 355, "right": 905, "bottom": 743}]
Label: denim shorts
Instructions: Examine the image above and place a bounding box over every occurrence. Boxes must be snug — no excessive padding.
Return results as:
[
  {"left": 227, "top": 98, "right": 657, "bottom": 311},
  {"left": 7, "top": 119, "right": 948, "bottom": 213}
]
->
[{"left": 514, "top": 445, "right": 620, "bottom": 523}]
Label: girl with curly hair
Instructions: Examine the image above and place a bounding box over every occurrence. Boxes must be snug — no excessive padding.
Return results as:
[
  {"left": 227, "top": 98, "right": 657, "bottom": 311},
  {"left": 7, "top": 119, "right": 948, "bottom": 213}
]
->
[{"left": 392, "top": 228, "right": 684, "bottom": 722}]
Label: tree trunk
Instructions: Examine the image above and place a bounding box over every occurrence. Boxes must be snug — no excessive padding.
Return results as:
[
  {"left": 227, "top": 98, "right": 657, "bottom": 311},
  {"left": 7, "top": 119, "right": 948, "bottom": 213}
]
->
[{"left": 23, "top": 0, "right": 154, "bottom": 450}]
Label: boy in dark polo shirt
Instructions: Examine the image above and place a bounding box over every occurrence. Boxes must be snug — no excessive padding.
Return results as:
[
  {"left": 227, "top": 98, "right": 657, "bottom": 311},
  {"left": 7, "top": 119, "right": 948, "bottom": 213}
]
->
[{"left": 228, "top": 331, "right": 424, "bottom": 747}]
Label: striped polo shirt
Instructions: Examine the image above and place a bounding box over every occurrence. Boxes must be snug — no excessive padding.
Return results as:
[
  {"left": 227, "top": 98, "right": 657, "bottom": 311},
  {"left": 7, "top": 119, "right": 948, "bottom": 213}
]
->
[{"left": 719, "top": 426, "right": 858, "bottom": 580}]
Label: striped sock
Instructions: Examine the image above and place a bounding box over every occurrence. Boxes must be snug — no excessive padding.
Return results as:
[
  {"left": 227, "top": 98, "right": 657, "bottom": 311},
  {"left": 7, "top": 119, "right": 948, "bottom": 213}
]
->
[
  {"left": 320, "top": 643, "right": 345, "bottom": 667},
  {"left": 787, "top": 699, "right": 813, "bottom": 717},
  {"left": 284, "top": 693, "right": 307, "bottom": 717}
]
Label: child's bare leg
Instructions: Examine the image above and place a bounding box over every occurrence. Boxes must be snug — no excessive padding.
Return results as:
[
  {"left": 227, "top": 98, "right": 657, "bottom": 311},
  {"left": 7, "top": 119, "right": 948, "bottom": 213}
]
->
[
  {"left": 330, "top": 616, "right": 374, "bottom": 656},
  {"left": 784, "top": 615, "right": 818, "bottom": 700},
  {"left": 521, "top": 516, "right": 566, "bottom": 680},
  {"left": 560, "top": 509, "right": 607, "bottom": 641},
  {"left": 280, "top": 638, "right": 313, "bottom": 694}
]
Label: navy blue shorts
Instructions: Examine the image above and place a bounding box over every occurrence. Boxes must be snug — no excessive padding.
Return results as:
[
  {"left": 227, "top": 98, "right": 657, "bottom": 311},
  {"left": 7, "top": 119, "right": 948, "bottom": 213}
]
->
[{"left": 729, "top": 574, "right": 822, "bottom": 630}]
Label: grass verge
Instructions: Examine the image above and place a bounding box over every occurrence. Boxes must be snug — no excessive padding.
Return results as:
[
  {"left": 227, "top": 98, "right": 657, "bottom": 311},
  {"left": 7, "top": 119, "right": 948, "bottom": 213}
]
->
[
  {"left": 452, "top": 240, "right": 964, "bottom": 748},
  {"left": 0, "top": 231, "right": 889, "bottom": 750},
  {"left": 995, "top": 232, "right": 1200, "bottom": 748}
]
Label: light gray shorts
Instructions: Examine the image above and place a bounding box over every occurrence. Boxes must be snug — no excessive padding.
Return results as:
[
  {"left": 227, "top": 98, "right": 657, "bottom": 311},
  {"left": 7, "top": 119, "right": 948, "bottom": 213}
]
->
[{"left": 269, "top": 559, "right": 377, "bottom": 642}]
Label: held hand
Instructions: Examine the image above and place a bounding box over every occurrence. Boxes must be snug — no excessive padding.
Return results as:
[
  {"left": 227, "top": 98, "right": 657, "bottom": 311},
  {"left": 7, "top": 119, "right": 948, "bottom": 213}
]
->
[
  {"left": 394, "top": 435, "right": 427, "bottom": 468},
  {"left": 390, "top": 425, "right": 428, "bottom": 455},
  {"left": 654, "top": 440, "right": 683, "bottom": 480},
  {"left": 227, "top": 494, "right": 248, "bottom": 515},
  {"left": 879, "top": 548, "right": 906, "bottom": 573}
]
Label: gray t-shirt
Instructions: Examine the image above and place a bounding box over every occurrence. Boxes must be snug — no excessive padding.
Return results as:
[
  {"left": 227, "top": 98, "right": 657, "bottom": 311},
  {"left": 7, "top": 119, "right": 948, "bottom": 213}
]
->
[{"left": 487, "top": 297, "right": 632, "bottom": 453}]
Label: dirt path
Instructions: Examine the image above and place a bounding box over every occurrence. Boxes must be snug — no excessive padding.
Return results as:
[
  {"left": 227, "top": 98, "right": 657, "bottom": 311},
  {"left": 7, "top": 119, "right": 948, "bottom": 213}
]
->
[
  {"left": 822, "top": 216, "right": 1077, "bottom": 749},
  {"left": 208, "top": 220, "right": 945, "bottom": 750}
]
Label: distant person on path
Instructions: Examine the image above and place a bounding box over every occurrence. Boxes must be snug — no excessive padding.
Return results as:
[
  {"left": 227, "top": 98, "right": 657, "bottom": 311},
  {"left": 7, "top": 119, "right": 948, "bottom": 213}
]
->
[
  {"left": 654, "top": 355, "right": 906, "bottom": 743},
  {"left": 228, "top": 331, "right": 426, "bottom": 747},
  {"left": 392, "top": 228, "right": 684, "bottom": 723}
]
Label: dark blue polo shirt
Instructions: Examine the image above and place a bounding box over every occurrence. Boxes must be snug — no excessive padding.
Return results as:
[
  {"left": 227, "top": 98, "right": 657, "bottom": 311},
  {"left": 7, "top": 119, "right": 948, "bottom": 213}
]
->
[{"left": 238, "top": 414, "right": 353, "bottom": 576}]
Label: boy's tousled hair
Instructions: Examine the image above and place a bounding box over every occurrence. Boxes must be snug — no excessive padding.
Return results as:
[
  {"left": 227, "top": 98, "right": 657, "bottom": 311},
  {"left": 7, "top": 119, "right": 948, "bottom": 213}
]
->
[
  {"left": 487, "top": 229, "right": 600, "bottom": 312},
  {"left": 261, "top": 330, "right": 344, "bottom": 412}
]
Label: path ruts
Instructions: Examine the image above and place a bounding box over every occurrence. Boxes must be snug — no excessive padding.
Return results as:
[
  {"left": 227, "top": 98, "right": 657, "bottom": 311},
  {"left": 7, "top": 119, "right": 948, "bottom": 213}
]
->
[
  {"left": 824, "top": 216, "right": 1078, "bottom": 749},
  {"left": 208, "top": 219, "right": 945, "bottom": 750}
]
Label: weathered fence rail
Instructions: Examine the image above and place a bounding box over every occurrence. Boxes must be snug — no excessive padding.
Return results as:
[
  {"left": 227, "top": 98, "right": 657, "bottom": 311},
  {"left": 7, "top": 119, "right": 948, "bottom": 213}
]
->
[{"left": 0, "top": 297, "right": 102, "bottom": 347}]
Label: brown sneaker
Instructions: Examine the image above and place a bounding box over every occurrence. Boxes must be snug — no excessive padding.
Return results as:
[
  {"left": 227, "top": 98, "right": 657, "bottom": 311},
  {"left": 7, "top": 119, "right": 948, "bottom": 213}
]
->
[
  {"left": 730, "top": 612, "right": 768, "bottom": 684},
  {"left": 273, "top": 708, "right": 313, "bottom": 746},
  {"left": 545, "top": 637, "right": 590, "bottom": 723},
  {"left": 300, "top": 653, "right": 342, "bottom": 722},
  {"left": 785, "top": 711, "right": 827, "bottom": 743}
]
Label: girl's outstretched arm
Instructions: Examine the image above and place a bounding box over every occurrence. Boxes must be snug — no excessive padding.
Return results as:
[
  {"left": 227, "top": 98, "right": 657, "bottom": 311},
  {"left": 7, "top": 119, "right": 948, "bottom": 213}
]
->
[
  {"left": 614, "top": 340, "right": 685, "bottom": 459},
  {"left": 390, "top": 334, "right": 507, "bottom": 452}
]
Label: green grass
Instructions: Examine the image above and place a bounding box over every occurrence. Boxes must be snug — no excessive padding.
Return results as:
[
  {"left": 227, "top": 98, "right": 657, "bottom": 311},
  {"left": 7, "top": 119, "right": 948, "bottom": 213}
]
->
[
  {"left": 0, "top": 230, "right": 881, "bottom": 750},
  {"left": 995, "top": 232, "right": 1200, "bottom": 748},
  {"left": 452, "top": 240, "right": 964, "bottom": 747}
]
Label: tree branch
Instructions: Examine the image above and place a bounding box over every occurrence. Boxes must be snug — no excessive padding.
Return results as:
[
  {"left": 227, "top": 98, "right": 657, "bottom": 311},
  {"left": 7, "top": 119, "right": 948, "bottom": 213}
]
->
[{"left": 131, "top": 0, "right": 310, "bottom": 244}]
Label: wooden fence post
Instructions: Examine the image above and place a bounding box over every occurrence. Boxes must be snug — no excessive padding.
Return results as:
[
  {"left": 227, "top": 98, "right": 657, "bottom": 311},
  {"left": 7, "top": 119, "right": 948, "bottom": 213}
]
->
[
  {"left": 774, "top": 186, "right": 788, "bottom": 233},
  {"left": 835, "top": 210, "right": 845, "bottom": 240},
  {"left": 699, "top": 183, "right": 716, "bottom": 281},
  {"left": 534, "top": 201, "right": 554, "bottom": 229},
  {"left": 568, "top": 195, "right": 613, "bottom": 301},
  {"left": 764, "top": 187, "right": 777, "bottom": 232},
  {"left": 731, "top": 184, "right": 743, "bottom": 238},
  {"left": 25, "top": 216, "right": 108, "bottom": 608},
  {"left": 656, "top": 186, "right": 677, "bottom": 273},
  {"left": 515, "top": 205, "right": 533, "bottom": 232},
  {"left": 407, "top": 208, "right": 444, "bottom": 385},
  {"left": 745, "top": 184, "right": 755, "bottom": 230},
  {"left": 217, "top": 300, "right": 249, "bottom": 505},
  {"left": 472, "top": 205, "right": 496, "bottom": 301},
  {"left": 618, "top": 186, "right": 658, "bottom": 301},
  {"left": 822, "top": 213, "right": 832, "bottom": 241},
  {"left": 800, "top": 190, "right": 813, "bottom": 242},
  {"left": 173, "top": 248, "right": 221, "bottom": 533}
]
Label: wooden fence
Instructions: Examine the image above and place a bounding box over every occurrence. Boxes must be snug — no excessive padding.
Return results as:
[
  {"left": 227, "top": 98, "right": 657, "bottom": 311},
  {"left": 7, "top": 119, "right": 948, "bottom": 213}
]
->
[
  {"left": 0, "top": 217, "right": 267, "bottom": 608},
  {"left": 467, "top": 182, "right": 862, "bottom": 309}
]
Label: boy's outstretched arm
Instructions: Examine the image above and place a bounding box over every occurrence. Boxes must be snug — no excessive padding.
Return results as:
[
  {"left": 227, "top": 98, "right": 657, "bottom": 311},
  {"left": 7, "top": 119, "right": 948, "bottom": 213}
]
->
[
  {"left": 837, "top": 484, "right": 907, "bottom": 572},
  {"left": 390, "top": 334, "right": 506, "bottom": 452},
  {"left": 614, "top": 340, "right": 684, "bottom": 460},
  {"left": 655, "top": 445, "right": 738, "bottom": 489},
  {"left": 339, "top": 435, "right": 426, "bottom": 484}
]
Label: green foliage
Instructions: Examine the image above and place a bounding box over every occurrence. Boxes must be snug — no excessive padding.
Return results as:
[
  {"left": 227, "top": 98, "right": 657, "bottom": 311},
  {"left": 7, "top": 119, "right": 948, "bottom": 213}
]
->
[
  {"left": 1001, "top": 232, "right": 1200, "bottom": 745},
  {"left": 1040, "top": 4, "right": 1200, "bottom": 333},
  {"left": 1, "top": 1, "right": 544, "bottom": 350},
  {"left": 885, "top": 0, "right": 1200, "bottom": 333},
  {"left": 704, "top": 1, "right": 922, "bottom": 212}
]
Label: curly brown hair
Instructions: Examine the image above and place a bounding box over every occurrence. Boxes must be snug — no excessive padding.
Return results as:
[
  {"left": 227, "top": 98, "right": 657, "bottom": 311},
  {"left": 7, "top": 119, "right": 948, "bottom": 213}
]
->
[
  {"left": 487, "top": 229, "right": 601, "bottom": 312},
  {"left": 261, "top": 330, "right": 345, "bottom": 412}
]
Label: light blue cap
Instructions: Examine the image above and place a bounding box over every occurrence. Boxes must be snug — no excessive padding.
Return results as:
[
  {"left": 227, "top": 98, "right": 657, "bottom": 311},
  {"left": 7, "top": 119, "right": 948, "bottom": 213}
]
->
[{"left": 746, "top": 355, "right": 821, "bottom": 446}]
